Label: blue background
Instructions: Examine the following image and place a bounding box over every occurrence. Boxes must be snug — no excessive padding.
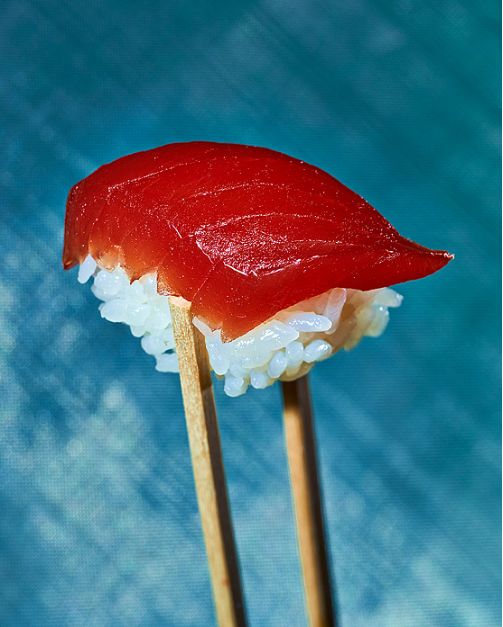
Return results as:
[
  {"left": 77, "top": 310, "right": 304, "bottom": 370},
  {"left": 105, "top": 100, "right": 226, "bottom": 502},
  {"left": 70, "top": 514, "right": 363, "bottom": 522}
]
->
[{"left": 0, "top": 1, "right": 500, "bottom": 625}]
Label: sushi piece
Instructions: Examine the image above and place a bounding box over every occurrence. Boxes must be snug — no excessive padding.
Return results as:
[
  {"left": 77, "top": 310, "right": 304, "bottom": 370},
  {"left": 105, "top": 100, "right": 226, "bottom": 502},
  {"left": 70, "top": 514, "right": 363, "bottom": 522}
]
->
[{"left": 63, "top": 141, "right": 452, "bottom": 396}]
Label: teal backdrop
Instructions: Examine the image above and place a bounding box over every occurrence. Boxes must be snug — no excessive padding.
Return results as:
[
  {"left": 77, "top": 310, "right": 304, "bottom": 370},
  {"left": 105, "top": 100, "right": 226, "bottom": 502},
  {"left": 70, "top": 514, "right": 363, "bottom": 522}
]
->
[{"left": 0, "top": 1, "right": 500, "bottom": 625}]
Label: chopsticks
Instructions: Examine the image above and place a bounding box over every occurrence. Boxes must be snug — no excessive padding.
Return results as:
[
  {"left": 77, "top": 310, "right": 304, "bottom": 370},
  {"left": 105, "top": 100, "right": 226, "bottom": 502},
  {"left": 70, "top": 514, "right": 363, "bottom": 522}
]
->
[
  {"left": 171, "top": 296, "right": 335, "bottom": 627},
  {"left": 170, "top": 297, "right": 247, "bottom": 627},
  {"left": 282, "top": 377, "right": 336, "bottom": 626}
]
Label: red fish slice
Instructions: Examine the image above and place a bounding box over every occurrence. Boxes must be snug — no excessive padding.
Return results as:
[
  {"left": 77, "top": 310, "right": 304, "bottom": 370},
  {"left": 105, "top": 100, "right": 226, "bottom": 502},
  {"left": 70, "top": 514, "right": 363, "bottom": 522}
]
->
[{"left": 63, "top": 141, "right": 452, "bottom": 339}]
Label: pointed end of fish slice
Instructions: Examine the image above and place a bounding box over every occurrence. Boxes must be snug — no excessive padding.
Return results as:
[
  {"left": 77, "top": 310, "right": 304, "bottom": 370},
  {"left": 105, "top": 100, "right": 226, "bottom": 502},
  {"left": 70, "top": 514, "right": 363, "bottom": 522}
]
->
[
  {"left": 390, "top": 240, "right": 454, "bottom": 286},
  {"left": 62, "top": 252, "right": 77, "bottom": 270}
]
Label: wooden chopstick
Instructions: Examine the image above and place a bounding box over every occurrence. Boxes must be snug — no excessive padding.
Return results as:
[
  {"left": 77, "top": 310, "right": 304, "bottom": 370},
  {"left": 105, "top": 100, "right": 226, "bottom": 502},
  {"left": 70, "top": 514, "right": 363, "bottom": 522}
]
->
[
  {"left": 169, "top": 296, "right": 247, "bottom": 627},
  {"left": 282, "top": 376, "right": 336, "bottom": 627}
]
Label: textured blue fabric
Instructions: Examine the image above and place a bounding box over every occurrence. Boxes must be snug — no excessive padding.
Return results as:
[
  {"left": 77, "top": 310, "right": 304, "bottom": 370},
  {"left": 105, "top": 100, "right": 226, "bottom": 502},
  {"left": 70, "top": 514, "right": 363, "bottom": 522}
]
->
[{"left": 0, "top": 1, "right": 500, "bottom": 625}]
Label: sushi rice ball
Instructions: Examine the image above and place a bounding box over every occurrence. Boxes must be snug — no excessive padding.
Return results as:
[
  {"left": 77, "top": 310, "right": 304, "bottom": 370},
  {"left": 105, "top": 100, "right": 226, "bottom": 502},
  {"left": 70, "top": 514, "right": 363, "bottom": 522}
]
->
[{"left": 77, "top": 255, "right": 402, "bottom": 397}]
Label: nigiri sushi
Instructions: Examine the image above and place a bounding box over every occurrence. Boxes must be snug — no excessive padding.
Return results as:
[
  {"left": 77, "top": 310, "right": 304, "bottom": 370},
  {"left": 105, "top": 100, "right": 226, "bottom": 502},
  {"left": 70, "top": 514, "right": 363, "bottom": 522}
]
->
[{"left": 63, "top": 141, "right": 452, "bottom": 396}]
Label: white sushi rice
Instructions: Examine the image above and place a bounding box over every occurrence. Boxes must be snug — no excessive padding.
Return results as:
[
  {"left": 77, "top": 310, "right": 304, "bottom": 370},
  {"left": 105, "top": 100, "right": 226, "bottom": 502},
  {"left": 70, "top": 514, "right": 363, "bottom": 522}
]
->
[{"left": 78, "top": 256, "right": 402, "bottom": 397}]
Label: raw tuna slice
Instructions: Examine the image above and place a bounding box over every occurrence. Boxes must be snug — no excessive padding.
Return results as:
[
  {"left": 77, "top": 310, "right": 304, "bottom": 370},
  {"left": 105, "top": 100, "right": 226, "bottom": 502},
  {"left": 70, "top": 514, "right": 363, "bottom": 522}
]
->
[{"left": 63, "top": 141, "right": 452, "bottom": 339}]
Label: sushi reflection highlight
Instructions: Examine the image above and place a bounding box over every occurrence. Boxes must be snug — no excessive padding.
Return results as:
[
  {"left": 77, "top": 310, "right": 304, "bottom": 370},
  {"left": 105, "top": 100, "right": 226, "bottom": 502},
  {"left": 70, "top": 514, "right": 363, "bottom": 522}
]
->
[{"left": 78, "top": 255, "right": 402, "bottom": 397}]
